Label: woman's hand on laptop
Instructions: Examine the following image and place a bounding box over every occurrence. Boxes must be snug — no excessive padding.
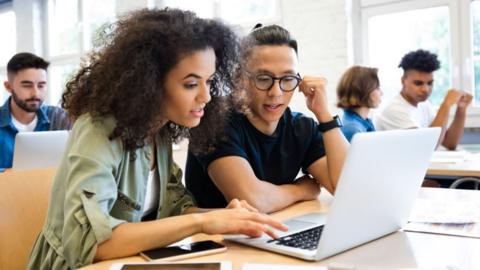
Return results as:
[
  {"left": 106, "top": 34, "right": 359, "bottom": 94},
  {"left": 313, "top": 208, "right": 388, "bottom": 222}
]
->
[
  {"left": 226, "top": 198, "right": 259, "bottom": 212},
  {"left": 194, "top": 208, "right": 288, "bottom": 239}
]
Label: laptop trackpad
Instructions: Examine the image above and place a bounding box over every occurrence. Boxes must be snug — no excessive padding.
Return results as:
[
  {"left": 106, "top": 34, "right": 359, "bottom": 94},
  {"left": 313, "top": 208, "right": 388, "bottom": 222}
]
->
[
  {"left": 268, "top": 219, "right": 314, "bottom": 238},
  {"left": 291, "top": 212, "right": 327, "bottom": 224},
  {"left": 269, "top": 213, "right": 327, "bottom": 237},
  {"left": 284, "top": 219, "right": 317, "bottom": 231}
]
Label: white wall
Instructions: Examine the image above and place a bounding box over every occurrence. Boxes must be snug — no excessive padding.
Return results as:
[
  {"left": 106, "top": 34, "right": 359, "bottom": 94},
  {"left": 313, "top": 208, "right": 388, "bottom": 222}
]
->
[{"left": 280, "top": 0, "right": 350, "bottom": 117}]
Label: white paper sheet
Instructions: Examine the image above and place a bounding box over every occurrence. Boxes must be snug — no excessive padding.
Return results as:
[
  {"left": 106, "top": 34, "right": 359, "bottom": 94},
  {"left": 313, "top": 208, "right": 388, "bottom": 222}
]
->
[
  {"left": 408, "top": 198, "right": 480, "bottom": 223},
  {"left": 429, "top": 150, "right": 467, "bottom": 164},
  {"left": 243, "top": 264, "right": 450, "bottom": 270},
  {"left": 405, "top": 196, "right": 480, "bottom": 238},
  {"left": 243, "top": 264, "right": 325, "bottom": 270}
]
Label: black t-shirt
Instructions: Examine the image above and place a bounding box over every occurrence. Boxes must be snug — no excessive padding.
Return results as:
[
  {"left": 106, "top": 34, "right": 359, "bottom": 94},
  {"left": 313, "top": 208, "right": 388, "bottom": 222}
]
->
[{"left": 185, "top": 108, "right": 326, "bottom": 208}]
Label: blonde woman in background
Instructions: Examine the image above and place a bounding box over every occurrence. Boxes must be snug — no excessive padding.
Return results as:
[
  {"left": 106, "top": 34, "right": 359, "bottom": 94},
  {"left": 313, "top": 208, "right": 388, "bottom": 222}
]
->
[{"left": 336, "top": 66, "right": 382, "bottom": 142}]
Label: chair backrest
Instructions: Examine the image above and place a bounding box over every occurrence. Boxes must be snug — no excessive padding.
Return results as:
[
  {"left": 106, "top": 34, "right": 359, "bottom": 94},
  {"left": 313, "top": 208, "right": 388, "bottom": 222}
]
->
[
  {"left": 0, "top": 168, "right": 56, "bottom": 270},
  {"left": 449, "top": 177, "right": 480, "bottom": 190}
]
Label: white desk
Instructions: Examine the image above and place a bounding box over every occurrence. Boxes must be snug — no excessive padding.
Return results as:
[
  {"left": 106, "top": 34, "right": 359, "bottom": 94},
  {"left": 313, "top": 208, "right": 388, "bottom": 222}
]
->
[
  {"left": 428, "top": 158, "right": 480, "bottom": 178},
  {"left": 427, "top": 152, "right": 480, "bottom": 190},
  {"left": 81, "top": 188, "right": 480, "bottom": 270}
]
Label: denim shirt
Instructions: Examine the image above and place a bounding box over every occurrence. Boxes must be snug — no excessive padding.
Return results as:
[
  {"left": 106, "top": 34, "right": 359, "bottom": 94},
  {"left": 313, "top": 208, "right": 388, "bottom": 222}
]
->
[
  {"left": 27, "top": 114, "right": 195, "bottom": 270},
  {"left": 340, "top": 109, "right": 375, "bottom": 142},
  {"left": 0, "top": 97, "right": 72, "bottom": 168}
]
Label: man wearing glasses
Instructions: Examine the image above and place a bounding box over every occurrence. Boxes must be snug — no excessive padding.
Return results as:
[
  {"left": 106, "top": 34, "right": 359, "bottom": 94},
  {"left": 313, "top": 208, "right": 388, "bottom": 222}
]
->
[{"left": 185, "top": 25, "right": 349, "bottom": 213}]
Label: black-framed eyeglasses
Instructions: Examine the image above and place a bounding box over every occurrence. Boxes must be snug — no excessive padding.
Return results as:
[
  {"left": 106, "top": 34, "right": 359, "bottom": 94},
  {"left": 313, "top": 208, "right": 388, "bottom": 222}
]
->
[{"left": 249, "top": 73, "right": 302, "bottom": 92}]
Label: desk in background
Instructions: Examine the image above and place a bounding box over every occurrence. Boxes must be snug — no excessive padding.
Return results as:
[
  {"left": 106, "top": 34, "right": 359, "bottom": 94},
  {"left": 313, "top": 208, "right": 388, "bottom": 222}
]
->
[
  {"left": 427, "top": 149, "right": 480, "bottom": 189},
  {"left": 81, "top": 188, "right": 480, "bottom": 270},
  {"left": 427, "top": 155, "right": 480, "bottom": 178}
]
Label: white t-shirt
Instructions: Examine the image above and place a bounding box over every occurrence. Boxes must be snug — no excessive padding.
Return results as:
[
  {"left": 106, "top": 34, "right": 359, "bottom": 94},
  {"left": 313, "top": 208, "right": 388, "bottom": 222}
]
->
[
  {"left": 12, "top": 115, "right": 38, "bottom": 132},
  {"left": 374, "top": 94, "right": 436, "bottom": 130},
  {"left": 143, "top": 170, "right": 159, "bottom": 217}
]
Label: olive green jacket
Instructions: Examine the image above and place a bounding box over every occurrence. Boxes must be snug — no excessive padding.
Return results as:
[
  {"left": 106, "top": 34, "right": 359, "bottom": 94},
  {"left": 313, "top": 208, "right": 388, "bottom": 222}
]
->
[{"left": 27, "top": 114, "right": 195, "bottom": 269}]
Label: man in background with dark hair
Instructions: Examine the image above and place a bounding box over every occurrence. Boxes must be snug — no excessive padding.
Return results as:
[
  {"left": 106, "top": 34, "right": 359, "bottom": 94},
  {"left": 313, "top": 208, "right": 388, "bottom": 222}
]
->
[
  {"left": 0, "top": 52, "right": 71, "bottom": 169},
  {"left": 375, "top": 49, "right": 472, "bottom": 150}
]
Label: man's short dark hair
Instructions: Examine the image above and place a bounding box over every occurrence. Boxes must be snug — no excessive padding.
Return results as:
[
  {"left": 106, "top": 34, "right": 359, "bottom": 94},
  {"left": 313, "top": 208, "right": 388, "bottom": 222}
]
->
[
  {"left": 398, "top": 49, "right": 440, "bottom": 73},
  {"left": 7, "top": 52, "right": 50, "bottom": 76},
  {"left": 248, "top": 24, "right": 298, "bottom": 54}
]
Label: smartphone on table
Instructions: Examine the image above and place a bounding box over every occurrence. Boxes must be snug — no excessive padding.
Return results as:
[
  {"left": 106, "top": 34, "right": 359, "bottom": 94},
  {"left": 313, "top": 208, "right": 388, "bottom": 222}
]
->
[
  {"left": 139, "top": 240, "right": 227, "bottom": 262},
  {"left": 109, "top": 261, "right": 231, "bottom": 270}
]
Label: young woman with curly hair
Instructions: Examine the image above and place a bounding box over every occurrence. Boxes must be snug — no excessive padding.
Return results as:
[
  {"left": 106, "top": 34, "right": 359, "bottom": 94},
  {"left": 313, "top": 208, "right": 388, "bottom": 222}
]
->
[{"left": 27, "top": 9, "right": 286, "bottom": 270}]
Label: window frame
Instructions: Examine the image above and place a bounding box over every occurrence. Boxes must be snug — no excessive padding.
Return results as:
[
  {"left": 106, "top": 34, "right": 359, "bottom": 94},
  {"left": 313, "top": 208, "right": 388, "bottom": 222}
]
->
[
  {"left": 357, "top": 0, "right": 479, "bottom": 116},
  {"left": 43, "top": 0, "right": 281, "bottom": 105},
  {"left": 159, "top": 0, "right": 282, "bottom": 31},
  {"left": 0, "top": 2, "right": 15, "bottom": 104},
  {"left": 44, "top": 0, "right": 116, "bottom": 105},
  {"left": 44, "top": 0, "right": 81, "bottom": 105},
  {"left": 217, "top": 0, "right": 282, "bottom": 27}
]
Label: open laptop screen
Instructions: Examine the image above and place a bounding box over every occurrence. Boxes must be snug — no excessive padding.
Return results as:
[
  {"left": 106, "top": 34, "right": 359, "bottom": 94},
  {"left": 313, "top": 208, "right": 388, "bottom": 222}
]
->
[{"left": 12, "top": 130, "right": 69, "bottom": 171}]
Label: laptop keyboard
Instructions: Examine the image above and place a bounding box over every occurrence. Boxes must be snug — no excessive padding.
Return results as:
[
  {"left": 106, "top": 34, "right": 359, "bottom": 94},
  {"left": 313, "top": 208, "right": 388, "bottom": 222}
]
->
[{"left": 268, "top": 225, "right": 324, "bottom": 250}]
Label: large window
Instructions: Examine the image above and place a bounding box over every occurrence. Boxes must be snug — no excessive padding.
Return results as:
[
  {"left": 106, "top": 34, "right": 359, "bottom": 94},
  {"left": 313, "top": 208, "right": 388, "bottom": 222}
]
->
[
  {"left": 162, "top": 0, "right": 279, "bottom": 27},
  {"left": 0, "top": 10, "right": 16, "bottom": 66},
  {"left": 46, "top": 0, "right": 116, "bottom": 105},
  {"left": 48, "top": 1, "right": 79, "bottom": 57},
  {"left": 473, "top": 0, "right": 480, "bottom": 105},
  {"left": 43, "top": 0, "right": 278, "bottom": 106},
  {"left": 360, "top": 0, "right": 479, "bottom": 109},
  {"left": 0, "top": 8, "right": 16, "bottom": 104},
  {"left": 366, "top": 6, "right": 451, "bottom": 104},
  {"left": 218, "top": 0, "right": 278, "bottom": 25},
  {"left": 0, "top": 71, "right": 7, "bottom": 105},
  {"left": 48, "top": 63, "right": 78, "bottom": 106},
  {"left": 163, "top": 0, "right": 215, "bottom": 18}
]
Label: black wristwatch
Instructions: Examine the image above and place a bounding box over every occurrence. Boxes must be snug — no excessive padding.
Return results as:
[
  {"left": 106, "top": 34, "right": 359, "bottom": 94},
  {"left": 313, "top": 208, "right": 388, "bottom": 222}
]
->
[{"left": 317, "top": 115, "right": 342, "bottom": 133}]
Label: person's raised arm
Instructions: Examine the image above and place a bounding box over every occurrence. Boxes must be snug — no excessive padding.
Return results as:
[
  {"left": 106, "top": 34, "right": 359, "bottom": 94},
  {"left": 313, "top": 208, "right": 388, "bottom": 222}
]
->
[
  {"left": 429, "top": 89, "right": 462, "bottom": 148},
  {"left": 298, "top": 76, "right": 349, "bottom": 194},
  {"left": 207, "top": 156, "right": 320, "bottom": 213},
  {"left": 442, "top": 92, "right": 472, "bottom": 150}
]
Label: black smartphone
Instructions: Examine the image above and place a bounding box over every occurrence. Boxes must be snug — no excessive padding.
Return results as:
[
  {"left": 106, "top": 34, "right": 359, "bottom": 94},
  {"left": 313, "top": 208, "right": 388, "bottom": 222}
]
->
[
  {"left": 113, "top": 262, "right": 224, "bottom": 270},
  {"left": 139, "top": 240, "right": 227, "bottom": 261}
]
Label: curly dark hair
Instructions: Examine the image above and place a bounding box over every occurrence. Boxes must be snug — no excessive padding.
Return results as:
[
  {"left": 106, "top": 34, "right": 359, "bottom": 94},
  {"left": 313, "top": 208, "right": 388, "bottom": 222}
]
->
[
  {"left": 246, "top": 24, "right": 298, "bottom": 54},
  {"left": 398, "top": 49, "right": 440, "bottom": 73},
  {"left": 62, "top": 8, "right": 240, "bottom": 155}
]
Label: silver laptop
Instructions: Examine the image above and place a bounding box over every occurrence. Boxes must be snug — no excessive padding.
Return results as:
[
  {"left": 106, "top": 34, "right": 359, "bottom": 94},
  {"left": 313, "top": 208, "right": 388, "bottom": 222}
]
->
[
  {"left": 226, "top": 128, "right": 440, "bottom": 261},
  {"left": 12, "top": 130, "right": 69, "bottom": 171}
]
